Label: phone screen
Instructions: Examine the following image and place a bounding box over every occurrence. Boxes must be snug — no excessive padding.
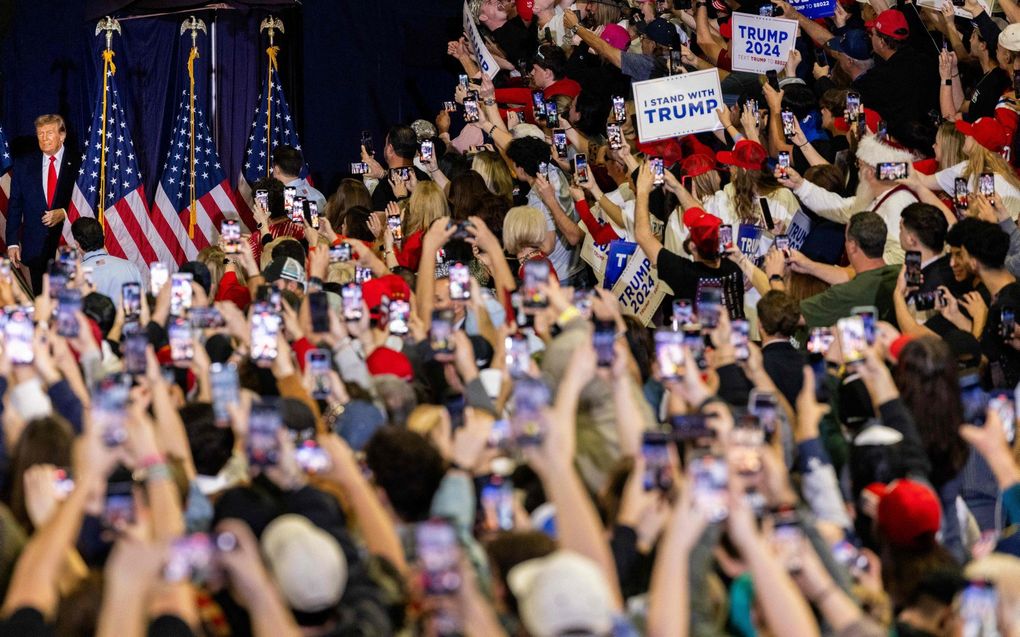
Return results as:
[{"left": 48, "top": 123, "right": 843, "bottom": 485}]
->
[
  {"left": 221, "top": 219, "right": 241, "bottom": 253},
  {"left": 306, "top": 350, "right": 332, "bottom": 400},
  {"left": 388, "top": 299, "right": 410, "bottom": 335},
  {"left": 341, "top": 284, "right": 363, "bottom": 321},
  {"left": 251, "top": 307, "right": 281, "bottom": 366},
  {"left": 905, "top": 251, "right": 923, "bottom": 287},
  {"left": 293, "top": 429, "right": 332, "bottom": 474},
  {"left": 877, "top": 162, "right": 907, "bottom": 181},
  {"left": 168, "top": 316, "right": 194, "bottom": 366},
  {"left": 852, "top": 306, "right": 877, "bottom": 344},
  {"left": 955, "top": 178, "right": 970, "bottom": 210},
  {"left": 690, "top": 454, "right": 729, "bottom": 521},
  {"left": 845, "top": 93, "right": 861, "bottom": 122},
  {"left": 837, "top": 316, "right": 867, "bottom": 364},
  {"left": 718, "top": 225, "right": 733, "bottom": 255},
  {"left": 960, "top": 373, "right": 988, "bottom": 426},
  {"left": 553, "top": 130, "right": 568, "bottom": 157},
  {"left": 95, "top": 374, "right": 131, "bottom": 447},
  {"left": 781, "top": 110, "right": 795, "bottom": 136},
  {"left": 415, "top": 520, "right": 462, "bottom": 595},
  {"left": 330, "top": 242, "right": 352, "bottom": 263},
  {"left": 731, "top": 319, "right": 751, "bottom": 361},
  {"left": 979, "top": 172, "right": 995, "bottom": 197},
  {"left": 254, "top": 189, "right": 269, "bottom": 210},
  {"left": 103, "top": 480, "right": 136, "bottom": 532},
  {"left": 612, "top": 95, "right": 627, "bottom": 122},
  {"left": 123, "top": 328, "right": 148, "bottom": 376},
  {"left": 697, "top": 285, "right": 723, "bottom": 328},
  {"left": 210, "top": 362, "right": 239, "bottom": 425},
  {"left": 594, "top": 322, "right": 616, "bottom": 368},
  {"left": 959, "top": 582, "right": 999, "bottom": 637},
  {"left": 532, "top": 92, "right": 547, "bottom": 118},
  {"left": 505, "top": 333, "right": 531, "bottom": 378},
  {"left": 309, "top": 291, "right": 330, "bottom": 334},
  {"left": 607, "top": 124, "right": 623, "bottom": 150},
  {"left": 545, "top": 101, "right": 558, "bottom": 124},
  {"left": 480, "top": 476, "right": 515, "bottom": 532},
  {"left": 777, "top": 151, "right": 790, "bottom": 169},
  {"left": 651, "top": 157, "right": 665, "bottom": 186},
  {"left": 574, "top": 153, "right": 589, "bottom": 183},
  {"left": 150, "top": 263, "right": 169, "bottom": 296},
  {"left": 449, "top": 262, "right": 471, "bottom": 301},
  {"left": 655, "top": 328, "right": 685, "bottom": 379},
  {"left": 248, "top": 400, "right": 281, "bottom": 467},
  {"left": 170, "top": 273, "right": 194, "bottom": 317},
  {"left": 431, "top": 310, "right": 455, "bottom": 355},
  {"left": 522, "top": 259, "right": 550, "bottom": 308},
  {"left": 463, "top": 98, "right": 480, "bottom": 123},
  {"left": 806, "top": 327, "right": 834, "bottom": 354},
  {"left": 56, "top": 288, "right": 81, "bottom": 338},
  {"left": 642, "top": 432, "right": 674, "bottom": 491},
  {"left": 672, "top": 299, "right": 694, "bottom": 328},
  {"left": 283, "top": 186, "right": 296, "bottom": 211},
  {"left": 774, "top": 234, "right": 790, "bottom": 252},
  {"left": 5, "top": 308, "right": 34, "bottom": 365},
  {"left": 510, "top": 377, "right": 550, "bottom": 445},
  {"left": 122, "top": 282, "right": 141, "bottom": 319},
  {"left": 420, "top": 139, "right": 434, "bottom": 161}
]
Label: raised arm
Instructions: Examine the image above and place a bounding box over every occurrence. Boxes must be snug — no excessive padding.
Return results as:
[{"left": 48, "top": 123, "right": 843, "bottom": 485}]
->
[{"left": 633, "top": 160, "right": 664, "bottom": 264}]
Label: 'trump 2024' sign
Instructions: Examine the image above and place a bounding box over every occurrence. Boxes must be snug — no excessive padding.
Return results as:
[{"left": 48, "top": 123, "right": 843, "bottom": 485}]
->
[
  {"left": 632, "top": 69, "right": 723, "bottom": 143},
  {"left": 730, "top": 13, "right": 799, "bottom": 74}
]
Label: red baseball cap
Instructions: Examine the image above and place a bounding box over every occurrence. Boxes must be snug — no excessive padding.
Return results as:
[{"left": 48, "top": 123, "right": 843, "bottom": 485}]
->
[
  {"left": 834, "top": 107, "right": 881, "bottom": 134},
  {"left": 600, "top": 23, "right": 631, "bottom": 51},
  {"left": 715, "top": 139, "right": 768, "bottom": 171},
  {"left": 682, "top": 207, "right": 722, "bottom": 256},
  {"left": 955, "top": 117, "right": 1012, "bottom": 153},
  {"left": 366, "top": 347, "right": 414, "bottom": 381},
  {"left": 876, "top": 479, "right": 941, "bottom": 548},
  {"left": 866, "top": 9, "right": 909, "bottom": 40},
  {"left": 680, "top": 153, "right": 717, "bottom": 178},
  {"left": 361, "top": 274, "right": 411, "bottom": 320}
]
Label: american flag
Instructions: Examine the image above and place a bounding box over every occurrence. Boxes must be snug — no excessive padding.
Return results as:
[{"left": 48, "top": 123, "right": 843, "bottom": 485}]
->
[
  {"left": 236, "top": 63, "right": 309, "bottom": 228},
  {"left": 151, "top": 90, "right": 238, "bottom": 265},
  {"left": 0, "top": 126, "right": 11, "bottom": 252},
  {"left": 67, "top": 65, "right": 165, "bottom": 270}
]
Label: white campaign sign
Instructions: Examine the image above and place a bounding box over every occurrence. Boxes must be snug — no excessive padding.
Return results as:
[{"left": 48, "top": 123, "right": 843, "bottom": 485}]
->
[
  {"left": 632, "top": 69, "right": 724, "bottom": 143},
  {"left": 463, "top": 1, "right": 500, "bottom": 79},
  {"left": 730, "top": 13, "right": 799, "bottom": 74}
]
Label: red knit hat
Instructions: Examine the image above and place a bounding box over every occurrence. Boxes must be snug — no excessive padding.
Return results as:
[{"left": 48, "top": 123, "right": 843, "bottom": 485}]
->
[
  {"left": 956, "top": 117, "right": 1012, "bottom": 153},
  {"left": 682, "top": 207, "right": 722, "bottom": 256},
  {"left": 366, "top": 347, "right": 414, "bottom": 381},
  {"left": 876, "top": 479, "right": 941, "bottom": 548},
  {"left": 716, "top": 139, "right": 768, "bottom": 171}
]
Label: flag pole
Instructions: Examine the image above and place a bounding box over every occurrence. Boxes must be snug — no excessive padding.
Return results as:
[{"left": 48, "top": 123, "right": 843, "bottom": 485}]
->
[
  {"left": 259, "top": 17, "right": 285, "bottom": 178},
  {"left": 181, "top": 16, "right": 207, "bottom": 239},
  {"left": 94, "top": 16, "right": 121, "bottom": 229}
]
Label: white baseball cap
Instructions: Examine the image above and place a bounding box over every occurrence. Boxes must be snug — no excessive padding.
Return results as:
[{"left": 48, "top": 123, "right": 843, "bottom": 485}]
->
[
  {"left": 1000, "top": 23, "right": 1020, "bottom": 52},
  {"left": 261, "top": 514, "right": 348, "bottom": 613},
  {"left": 507, "top": 550, "right": 614, "bottom": 637}
]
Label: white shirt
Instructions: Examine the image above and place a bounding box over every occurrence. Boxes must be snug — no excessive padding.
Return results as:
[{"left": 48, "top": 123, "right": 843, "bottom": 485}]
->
[
  {"left": 933, "top": 161, "right": 1020, "bottom": 217},
  {"left": 41, "top": 146, "right": 64, "bottom": 205}
]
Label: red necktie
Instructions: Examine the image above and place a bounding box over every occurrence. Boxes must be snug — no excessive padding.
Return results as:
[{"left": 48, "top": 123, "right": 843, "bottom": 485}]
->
[{"left": 46, "top": 156, "right": 57, "bottom": 208}]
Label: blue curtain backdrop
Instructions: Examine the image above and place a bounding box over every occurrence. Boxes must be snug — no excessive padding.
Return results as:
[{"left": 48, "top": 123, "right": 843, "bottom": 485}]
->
[{"left": 0, "top": 0, "right": 464, "bottom": 204}]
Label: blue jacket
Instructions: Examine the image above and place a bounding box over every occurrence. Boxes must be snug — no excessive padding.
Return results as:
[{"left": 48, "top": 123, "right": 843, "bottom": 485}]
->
[{"left": 7, "top": 149, "right": 79, "bottom": 261}]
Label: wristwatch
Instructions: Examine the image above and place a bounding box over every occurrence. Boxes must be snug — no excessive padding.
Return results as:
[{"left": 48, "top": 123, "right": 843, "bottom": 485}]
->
[{"left": 769, "top": 274, "right": 784, "bottom": 283}]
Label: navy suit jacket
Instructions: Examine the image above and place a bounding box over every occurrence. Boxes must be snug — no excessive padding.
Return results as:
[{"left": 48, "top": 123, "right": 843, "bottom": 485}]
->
[{"left": 7, "top": 148, "right": 79, "bottom": 262}]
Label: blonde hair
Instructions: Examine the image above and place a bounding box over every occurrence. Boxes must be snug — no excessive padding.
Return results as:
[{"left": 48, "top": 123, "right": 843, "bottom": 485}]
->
[
  {"left": 471, "top": 151, "right": 514, "bottom": 202},
  {"left": 935, "top": 122, "right": 966, "bottom": 169},
  {"left": 731, "top": 167, "right": 782, "bottom": 224},
  {"left": 406, "top": 181, "right": 449, "bottom": 236},
  {"left": 34, "top": 114, "right": 65, "bottom": 133},
  {"left": 691, "top": 170, "right": 721, "bottom": 201},
  {"left": 196, "top": 246, "right": 228, "bottom": 292},
  {"left": 502, "top": 206, "right": 547, "bottom": 254},
  {"left": 963, "top": 144, "right": 1020, "bottom": 192}
]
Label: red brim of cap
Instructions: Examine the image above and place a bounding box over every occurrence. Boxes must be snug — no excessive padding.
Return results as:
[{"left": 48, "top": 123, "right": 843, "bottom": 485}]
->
[{"left": 715, "top": 150, "right": 761, "bottom": 171}]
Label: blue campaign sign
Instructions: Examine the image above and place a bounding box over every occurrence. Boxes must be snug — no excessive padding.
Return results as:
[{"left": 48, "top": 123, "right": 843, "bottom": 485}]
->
[
  {"left": 790, "top": 0, "right": 836, "bottom": 19},
  {"left": 736, "top": 224, "right": 766, "bottom": 260},
  {"left": 605, "top": 240, "right": 638, "bottom": 289}
]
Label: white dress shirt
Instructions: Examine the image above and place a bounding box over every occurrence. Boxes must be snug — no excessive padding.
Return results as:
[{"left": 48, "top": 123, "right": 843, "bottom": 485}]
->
[{"left": 41, "top": 146, "right": 65, "bottom": 206}]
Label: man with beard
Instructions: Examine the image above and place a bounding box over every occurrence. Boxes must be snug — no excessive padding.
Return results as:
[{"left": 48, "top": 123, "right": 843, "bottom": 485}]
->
[{"left": 776, "top": 134, "right": 920, "bottom": 264}]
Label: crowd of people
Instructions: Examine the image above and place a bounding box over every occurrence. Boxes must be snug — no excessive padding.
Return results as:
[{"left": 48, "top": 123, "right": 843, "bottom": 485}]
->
[{"left": 4, "top": 0, "right": 1020, "bottom": 635}]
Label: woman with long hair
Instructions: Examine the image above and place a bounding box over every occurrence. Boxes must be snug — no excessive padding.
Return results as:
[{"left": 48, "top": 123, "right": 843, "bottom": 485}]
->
[
  {"left": 324, "top": 178, "right": 372, "bottom": 231},
  {"left": 389, "top": 181, "right": 450, "bottom": 271},
  {"left": 471, "top": 151, "right": 514, "bottom": 203},
  {"left": 447, "top": 171, "right": 492, "bottom": 220}
]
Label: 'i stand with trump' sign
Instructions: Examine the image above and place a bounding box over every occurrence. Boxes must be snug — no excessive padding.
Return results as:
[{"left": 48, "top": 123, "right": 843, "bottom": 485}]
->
[
  {"left": 632, "top": 69, "right": 723, "bottom": 143},
  {"left": 730, "top": 12, "right": 799, "bottom": 74}
]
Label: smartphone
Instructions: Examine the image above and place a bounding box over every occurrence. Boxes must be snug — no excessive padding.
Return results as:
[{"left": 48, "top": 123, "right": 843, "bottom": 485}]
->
[
  {"left": 771, "top": 508, "right": 805, "bottom": 572},
  {"left": 852, "top": 305, "right": 878, "bottom": 345},
  {"left": 672, "top": 299, "right": 695, "bottom": 328},
  {"left": 103, "top": 480, "right": 136, "bottom": 532},
  {"left": 718, "top": 224, "right": 733, "bottom": 254},
  {"left": 505, "top": 333, "right": 531, "bottom": 378},
  {"left": 683, "top": 325, "right": 707, "bottom": 373},
  {"left": 748, "top": 389, "right": 780, "bottom": 440},
  {"left": 308, "top": 291, "right": 330, "bottom": 334},
  {"left": 876, "top": 162, "right": 908, "bottom": 181},
  {"left": 449, "top": 262, "right": 471, "bottom": 301},
  {"left": 4, "top": 307, "right": 33, "bottom": 365},
  {"left": 607, "top": 123, "right": 623, "bottom": 150},
  {"left": 777, "top": 150, "right": 790, "bottom": 178},
  {"left": 247, "top": 399, "right": 281, "bottom": 467},
  {"left": 387, "top": 299, "right": 410, "bottom": 336},
  {"left": 221, "top": 218, "right": 241, "bottom": 253},
  {"left": 815, "top": 47, "right": 829, "bottom": 67},
  {"left": 837, "top": 316, "right": 867, "bottom": 364},
  {"left": 845, "top": 92, "right": 861, "bottom": 123},
  {"left": 651, "top": 157, "right": 665, "bottom": 187},
  {"left": 781, "top": 110, "right": 796, "bottom": 138},
  {"left": 612, "top": 95, "right": 626, "bottom": 122},
  {"left": 594, "top": 321, "right": 616, "bottom": 368},
  {"left": 641, "top": 432, "right": 674, "bottom": 491},
  {"left": 914, "top": 289, "right": 946, "bottom": 311},
  {"left": 959, "top": 582, "right": 999, "bottom": 637},
  {"left": 960, "top": 373, "right": 987, "bottom": 427},
  {"left": 189, "top": 306, "right": 224, "bottom": 329},
  {"left": 552, "top": 129, "right": 568, "bottom": 158},
  {"left": 765, "top": 69, "right": 780, "bottom": 92},
  {"left": 164, "top": 533, "right": 219, "bottom": 584},
  {"left": 522, "top": 259, "right": 550, "bottom": 308},
  {"left": 1001, "top": 307, "right": 1017, "bottom": 339},
  {"left": 669, "top": 49, "right": 683, "bottom": 74},
  {"left": 731, "top": 417, "right": 765, "bottom": 475},
  {"left": 308, "top": 201, "right": 320, "bottom": 229},
  {"left": 123, "top": 327, "right": 148, "bottom": 376},
  {"left": 95, "top": 374, "right": 131, "bottom": 447},
  {"left": 254, "top": 188, "right": 269, "bottom": 210},
  {"left": 53, "top": 467, "right": 74, "bottom": 499},
  {"left": 690, "top": 453, "right": 729, "bottom": 521},
  {"left": 169, "top": 273, "right": 194, "bottom": 317},
  {"left": 416, "top": 519, "right": 462, "bottom": 595},
  {"left": 979, "top": 172, "right": 995, "bottom": 197},
  {"left": 697, "top": 285, "right": 723, "bottom": 329},
  {"left": 250, "top": 305, "right": 281, "bottom": 367},
  {"left": 988, "top": 391, "right": 1015, "bottom": 441},
  {"left": 901, "top": 251, "right": 923, "bottom": 288},
  {"left": 283, "top": 186, "right": 296, "bottom": 211},
  {"left": 330, "top": 242, "right": 352, "bottom": 263},
  {"left": 420, "top": 139, "right": 434, "bottom": 162},
  {"left": 341, "top": 283, "right": 363, "bottom": 321},
  {"left": 480, "top": 475, "right": 515, "bottom": 532},
  {"left": 545, "top": 101, "right": 559, "bottom": 125},
  {"left": 806, "top": 326, "right": 834, "bottom": 354},
  {"left": 168, "top": 316, "right": 194, "bottom": 366},
  {"left": 350, "top": 162, "right": 370, "bottom": 175},
  {"left": 574, "top": 153, "right": 590, "bottom": 184},
  {"left": 443, "top": 101, "right": 458, "bottom": 113},
  {"left": 361, "top": 130, "right": 375, "bottom": 156},
  {"left": 289, "top": 196, "right": 306, "bottom": 224},
  {"left": 122, "top": 282, "right": 141, "bottom": 320},
  {"left": 669, "top": 414, "right": 714, "bottom": 440},
  {"left": 573, "top": 289, "right": 593, "bottom": 319},
  {"left": 463, "top": 97, "right": 480, "bottom": 123},
  {"left": 47, "top": 262, "right": 67, "bottom": 299},
  {"left": 150, "top": 263, "right": 169, "bottom": 296},
  {"left": 509, "top": 377, "right": 550, "bottom": 445},
  {"left": 293, "top": 427, "right": 333, "bottom": 474},
  {"left": 431, "top": 309, "right": 455, "bottom": 356},
  {"left": 731, "top": 319, "right": 751, "bottom": 362},
  {"left": 209, "top": 362, "right": 239, "bottom": 425},
  {"left": 955, "top": 178, "right": 970, "bottom": 211},
  {"left": 655, "top": 328, "right": 685, "bottom": 379},
  {"left": 56, "top": 288, "right": 81, "bottom": 338},
  {"left": 774, "top": 234, "right": 790, "bottom": 253},
  {"left": 531, "top": 92, "right": 547, "bottom": 119},
  {"left": 877, "top": 119, "right": 888, "bottom": 140}
]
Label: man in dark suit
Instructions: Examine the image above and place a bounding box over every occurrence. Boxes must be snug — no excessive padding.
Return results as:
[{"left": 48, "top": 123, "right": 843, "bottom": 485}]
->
[
  {"left": 758, "top": 290, "right": 806, "bottom": 408},
  {"left": 7, "top": 114, "right": 80, "bottom": 295}
]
